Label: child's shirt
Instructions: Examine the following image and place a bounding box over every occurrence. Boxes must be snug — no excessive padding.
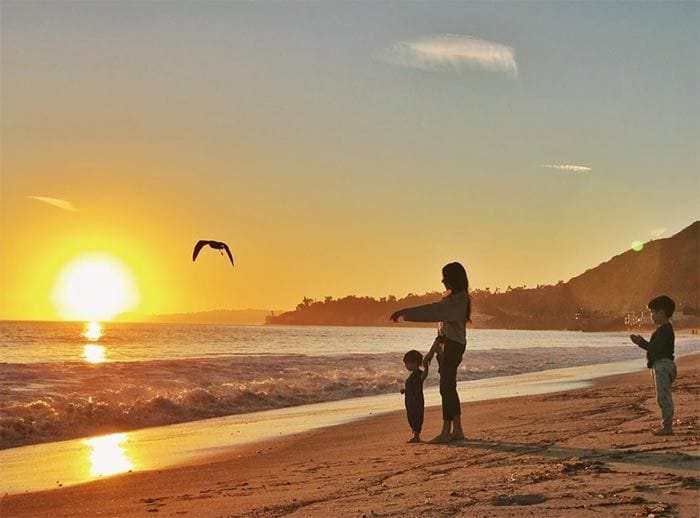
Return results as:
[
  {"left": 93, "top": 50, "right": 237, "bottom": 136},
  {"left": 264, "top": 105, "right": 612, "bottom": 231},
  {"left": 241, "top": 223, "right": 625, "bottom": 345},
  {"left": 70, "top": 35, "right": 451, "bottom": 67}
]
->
[
  {"left": 404, "top": 369, "right": 425, "bottom": 402},
  {"left": 637, "top": 322, "right": 675, "bottom": 368}
]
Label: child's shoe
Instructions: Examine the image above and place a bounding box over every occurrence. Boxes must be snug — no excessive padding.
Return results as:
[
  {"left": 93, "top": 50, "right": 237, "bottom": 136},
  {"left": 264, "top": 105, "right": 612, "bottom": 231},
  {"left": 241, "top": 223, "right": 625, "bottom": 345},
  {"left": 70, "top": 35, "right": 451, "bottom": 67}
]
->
[{"left": 652, "top": 426, "right": 673, "bottom": 436}]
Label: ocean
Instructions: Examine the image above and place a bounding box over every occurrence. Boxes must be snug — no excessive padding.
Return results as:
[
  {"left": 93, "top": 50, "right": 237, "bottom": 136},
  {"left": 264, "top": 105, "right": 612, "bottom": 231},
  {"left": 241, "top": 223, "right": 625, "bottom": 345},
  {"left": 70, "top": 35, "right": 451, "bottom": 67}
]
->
[{"left": 1, "top": 320, "right": 698, "bottom": 450}]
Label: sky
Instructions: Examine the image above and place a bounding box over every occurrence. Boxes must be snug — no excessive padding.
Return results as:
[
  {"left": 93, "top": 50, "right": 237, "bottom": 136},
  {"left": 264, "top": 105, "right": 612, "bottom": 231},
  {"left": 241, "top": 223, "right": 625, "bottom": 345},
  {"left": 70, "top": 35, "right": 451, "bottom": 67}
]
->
[{"left": 1, "top": 1, "right": 699, "bottom": 320}]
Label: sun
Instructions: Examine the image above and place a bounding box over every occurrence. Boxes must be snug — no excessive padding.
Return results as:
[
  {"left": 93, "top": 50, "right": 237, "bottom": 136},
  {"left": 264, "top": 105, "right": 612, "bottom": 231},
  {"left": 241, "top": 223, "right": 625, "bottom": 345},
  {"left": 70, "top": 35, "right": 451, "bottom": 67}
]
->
[{"left": 53, "top": 254, "right": 139, "bottom": 321}]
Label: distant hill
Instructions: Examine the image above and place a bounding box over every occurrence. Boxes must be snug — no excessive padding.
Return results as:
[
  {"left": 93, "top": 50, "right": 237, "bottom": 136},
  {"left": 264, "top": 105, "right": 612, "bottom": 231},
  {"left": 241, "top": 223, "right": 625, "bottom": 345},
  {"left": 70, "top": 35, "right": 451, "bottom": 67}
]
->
[
  {"left": 567, "top": 221, "right": 698, "bottom": 312},
  {"left": 266, "top": 222, "right": 699, "bottom": 331},
  {"left": 117, "top": 309, "right": 280, "bottom": 325},
  {"left": 476, "top": 221, "right": 699, "bottom": 330}
]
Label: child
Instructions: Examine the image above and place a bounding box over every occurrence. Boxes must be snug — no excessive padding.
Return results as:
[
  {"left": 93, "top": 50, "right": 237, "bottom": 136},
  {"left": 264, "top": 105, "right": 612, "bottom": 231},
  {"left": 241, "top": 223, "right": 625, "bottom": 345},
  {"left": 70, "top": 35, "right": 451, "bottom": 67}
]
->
[
  {"left": 629, "top": 295, "right": 677, "bottom": 435},
  {"left": 401, "top": 349, "right": 429, "bottom": 443}
]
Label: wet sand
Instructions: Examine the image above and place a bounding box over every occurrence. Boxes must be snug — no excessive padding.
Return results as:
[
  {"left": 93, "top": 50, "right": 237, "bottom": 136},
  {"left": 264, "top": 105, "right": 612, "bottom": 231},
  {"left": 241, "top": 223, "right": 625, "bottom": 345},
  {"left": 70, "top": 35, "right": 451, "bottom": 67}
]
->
[{"left": 2, "top": 354, "right": 699, "bottom": 517}]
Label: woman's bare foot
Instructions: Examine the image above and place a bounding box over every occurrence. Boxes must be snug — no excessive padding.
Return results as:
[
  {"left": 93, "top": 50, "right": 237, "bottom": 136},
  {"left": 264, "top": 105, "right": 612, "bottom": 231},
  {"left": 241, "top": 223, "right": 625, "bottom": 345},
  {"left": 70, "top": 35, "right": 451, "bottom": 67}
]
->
[
  {"left": 450, "top": 432, "right": 465, "bottom": 441},
  {"left": 429, "top": 434, "right": 453, "bottom": 444}
]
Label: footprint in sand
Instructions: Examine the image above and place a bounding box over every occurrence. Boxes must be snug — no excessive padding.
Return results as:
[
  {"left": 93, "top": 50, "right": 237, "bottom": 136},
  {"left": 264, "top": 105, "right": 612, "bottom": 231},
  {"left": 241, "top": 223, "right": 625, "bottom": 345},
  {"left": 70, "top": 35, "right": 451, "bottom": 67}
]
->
[{"left": 492, "top": 493, "right": 547, "bottom": 506}]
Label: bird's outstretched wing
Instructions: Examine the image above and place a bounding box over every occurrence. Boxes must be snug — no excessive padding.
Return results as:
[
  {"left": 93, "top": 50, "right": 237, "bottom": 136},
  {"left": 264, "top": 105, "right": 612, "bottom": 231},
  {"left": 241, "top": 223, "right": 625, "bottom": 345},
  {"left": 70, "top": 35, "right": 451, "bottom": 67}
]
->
[
  {"left": 222, "top": 243, "right": 235, "bottom": 266},
  {"left": 192, "top": 240, "right": 209, "bottom": 262}
]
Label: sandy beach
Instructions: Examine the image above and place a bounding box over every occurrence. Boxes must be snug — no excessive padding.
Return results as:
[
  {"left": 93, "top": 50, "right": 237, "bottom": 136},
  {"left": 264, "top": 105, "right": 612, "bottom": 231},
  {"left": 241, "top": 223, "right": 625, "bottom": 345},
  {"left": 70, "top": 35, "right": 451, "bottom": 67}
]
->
[{"left": 2, "top": 354, "right": 699, "bottom": 517}]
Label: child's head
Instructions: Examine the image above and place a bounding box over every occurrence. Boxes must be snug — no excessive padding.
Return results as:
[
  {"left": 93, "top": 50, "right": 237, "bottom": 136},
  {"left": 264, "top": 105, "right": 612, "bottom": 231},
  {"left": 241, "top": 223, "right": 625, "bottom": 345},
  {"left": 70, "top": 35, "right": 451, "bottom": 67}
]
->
[
  {"left": 403, "top": 350, "right": 423, "bottom": 371},
  {"left": 648, "top": 295, "right": 675, "bottom": 324}
]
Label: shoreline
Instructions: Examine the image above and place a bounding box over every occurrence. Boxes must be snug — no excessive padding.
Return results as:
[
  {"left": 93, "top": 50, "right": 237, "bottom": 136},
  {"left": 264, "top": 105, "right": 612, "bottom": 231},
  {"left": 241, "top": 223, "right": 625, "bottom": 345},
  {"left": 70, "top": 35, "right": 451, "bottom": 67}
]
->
[
  {"left": 2, "top": 344, "right": 699, "bottom": 451},
  {"left": 0, "top": 356, "right": 681, "bottom": 494},
  {"left": 2, "top": 354, "right": 698, "bottom": 517}
]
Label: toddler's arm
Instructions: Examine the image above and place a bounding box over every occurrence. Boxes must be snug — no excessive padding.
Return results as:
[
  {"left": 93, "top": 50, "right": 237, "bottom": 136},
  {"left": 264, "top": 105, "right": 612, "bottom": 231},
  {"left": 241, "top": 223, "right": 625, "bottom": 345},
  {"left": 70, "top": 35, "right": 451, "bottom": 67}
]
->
[
  {"left": 423, "top": 336, "right": 442, "bottom": 367},
  {"left": 642, "top": 326, "right": 673, "bottom": 356}
]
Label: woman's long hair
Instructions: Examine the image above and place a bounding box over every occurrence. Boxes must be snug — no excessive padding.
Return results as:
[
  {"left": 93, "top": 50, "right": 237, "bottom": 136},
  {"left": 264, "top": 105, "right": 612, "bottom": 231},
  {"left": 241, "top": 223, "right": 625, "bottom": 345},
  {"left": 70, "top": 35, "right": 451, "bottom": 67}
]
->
[{"left": 442, "top": 262, "right": 472, "bottom": 323}]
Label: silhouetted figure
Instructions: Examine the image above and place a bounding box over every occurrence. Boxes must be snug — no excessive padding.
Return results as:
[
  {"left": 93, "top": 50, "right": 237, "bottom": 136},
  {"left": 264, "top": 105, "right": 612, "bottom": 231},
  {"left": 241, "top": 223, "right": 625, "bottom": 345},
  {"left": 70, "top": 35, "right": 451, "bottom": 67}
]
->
[
  {"left": 629, "top": 295, "right": 677, "bottom": 435},
  {"left": 192, "top": 240, "right": 234, "bottom": 266},
  {"left": 401, "top": 349, "right": 429, "bottom": 443},
  {"left": 390, "top": 262, "right": 471, "bottom": 444}
]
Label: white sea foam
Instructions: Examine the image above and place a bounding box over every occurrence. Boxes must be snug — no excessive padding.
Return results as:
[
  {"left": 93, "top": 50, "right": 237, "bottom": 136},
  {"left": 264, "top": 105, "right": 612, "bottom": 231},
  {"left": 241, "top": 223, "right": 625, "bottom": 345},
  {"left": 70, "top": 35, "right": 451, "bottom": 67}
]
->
[{"left": 2, "top": 342, "right": 698, "bottom": 448}]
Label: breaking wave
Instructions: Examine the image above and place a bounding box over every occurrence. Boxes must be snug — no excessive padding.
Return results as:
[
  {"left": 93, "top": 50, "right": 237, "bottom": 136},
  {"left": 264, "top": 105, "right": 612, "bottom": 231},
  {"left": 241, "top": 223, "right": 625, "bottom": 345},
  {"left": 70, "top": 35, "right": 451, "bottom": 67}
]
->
[{"left": 4, "top": 343, "right": 698, "bottom": 449}]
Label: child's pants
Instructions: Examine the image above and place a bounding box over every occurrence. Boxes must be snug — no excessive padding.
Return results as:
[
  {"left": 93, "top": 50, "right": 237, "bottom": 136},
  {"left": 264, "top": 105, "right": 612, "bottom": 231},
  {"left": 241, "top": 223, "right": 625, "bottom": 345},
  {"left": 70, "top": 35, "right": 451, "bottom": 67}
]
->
[
  {"left": 405, "top": 396, "right": 424, "bottom": 434},
  {"left": 652, "top": 358, "right": 677, "bottom": 429}
]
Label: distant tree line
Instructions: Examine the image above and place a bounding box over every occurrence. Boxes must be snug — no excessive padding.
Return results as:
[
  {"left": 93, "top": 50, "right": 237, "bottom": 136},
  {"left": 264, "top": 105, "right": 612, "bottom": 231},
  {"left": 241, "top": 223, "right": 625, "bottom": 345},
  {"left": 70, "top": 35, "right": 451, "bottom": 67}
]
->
[{"left": 266, "top": 283, "right": 699, "bottom": 331}]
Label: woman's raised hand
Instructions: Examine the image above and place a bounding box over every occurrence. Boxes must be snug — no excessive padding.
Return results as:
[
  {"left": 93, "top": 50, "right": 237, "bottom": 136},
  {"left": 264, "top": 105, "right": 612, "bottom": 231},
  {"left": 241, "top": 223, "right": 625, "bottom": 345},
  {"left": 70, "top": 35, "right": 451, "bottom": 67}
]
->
[{"left": 390, "top": 310, "right": 405, "bottom": 322}]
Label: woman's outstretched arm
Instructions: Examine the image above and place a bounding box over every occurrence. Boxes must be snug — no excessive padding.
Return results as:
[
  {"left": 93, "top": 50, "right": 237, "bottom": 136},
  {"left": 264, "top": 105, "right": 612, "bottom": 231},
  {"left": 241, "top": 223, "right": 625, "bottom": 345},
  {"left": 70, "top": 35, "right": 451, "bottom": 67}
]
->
[{"left": 401, "top": 297, "right": 466, "bottom": 323}]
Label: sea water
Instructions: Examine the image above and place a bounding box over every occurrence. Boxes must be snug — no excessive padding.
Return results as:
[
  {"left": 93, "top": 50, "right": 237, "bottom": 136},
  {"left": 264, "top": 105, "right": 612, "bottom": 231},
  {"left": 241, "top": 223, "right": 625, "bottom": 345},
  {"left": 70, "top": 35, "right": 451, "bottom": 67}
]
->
[
  {"left": 0, "top": 359, "right": 653, "bottom": 495},
  {"left": 1, "top": 321, "right": 698, "bottom": 449}
]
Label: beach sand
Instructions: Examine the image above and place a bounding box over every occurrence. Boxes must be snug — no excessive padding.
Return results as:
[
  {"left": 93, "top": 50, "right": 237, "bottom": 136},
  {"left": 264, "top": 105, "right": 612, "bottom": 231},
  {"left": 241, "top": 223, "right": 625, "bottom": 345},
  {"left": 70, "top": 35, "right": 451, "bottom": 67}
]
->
[{"left": 2, "top": 355, "right": 698, "bottom": 517}]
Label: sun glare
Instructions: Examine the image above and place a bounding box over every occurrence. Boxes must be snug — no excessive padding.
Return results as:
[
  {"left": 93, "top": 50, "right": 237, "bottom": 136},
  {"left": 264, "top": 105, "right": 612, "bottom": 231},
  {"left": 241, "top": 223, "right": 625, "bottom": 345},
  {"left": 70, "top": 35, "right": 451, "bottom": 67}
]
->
[
  {"left": 83, "top": 344, "right": 106, "bottom": 364},
  {"left": 53, "top": 254, "right": 139, "bottom": 321},
  {"left": 83, "top": 321, "right": 103, "bottom": 341}
]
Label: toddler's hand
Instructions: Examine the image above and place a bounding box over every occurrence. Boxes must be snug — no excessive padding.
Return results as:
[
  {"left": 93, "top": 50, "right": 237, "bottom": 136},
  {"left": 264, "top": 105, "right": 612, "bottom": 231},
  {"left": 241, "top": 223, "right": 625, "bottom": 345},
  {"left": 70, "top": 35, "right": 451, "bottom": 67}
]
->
[{"left": 629, "top": 334, "right": 642, "bottom": 345}]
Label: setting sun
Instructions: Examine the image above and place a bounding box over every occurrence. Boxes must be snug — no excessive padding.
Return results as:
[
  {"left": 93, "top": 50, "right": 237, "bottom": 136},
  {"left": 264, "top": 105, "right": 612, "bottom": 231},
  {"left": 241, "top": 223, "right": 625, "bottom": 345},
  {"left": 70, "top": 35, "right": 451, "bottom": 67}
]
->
[{"left": 53, "top": 254, "right": 139, "bottom": 321}]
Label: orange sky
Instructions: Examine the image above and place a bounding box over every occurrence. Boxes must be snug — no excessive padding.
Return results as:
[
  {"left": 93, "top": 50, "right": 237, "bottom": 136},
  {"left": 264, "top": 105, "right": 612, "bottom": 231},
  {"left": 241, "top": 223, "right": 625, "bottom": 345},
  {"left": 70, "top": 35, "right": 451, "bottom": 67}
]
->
[{"left": 1, "top": 2, "right": 698, "bottom": 321}]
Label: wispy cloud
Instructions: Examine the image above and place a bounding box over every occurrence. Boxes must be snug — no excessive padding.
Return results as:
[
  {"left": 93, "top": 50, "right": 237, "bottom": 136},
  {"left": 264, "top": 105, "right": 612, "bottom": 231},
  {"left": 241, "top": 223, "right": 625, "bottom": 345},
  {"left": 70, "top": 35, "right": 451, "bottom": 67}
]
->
[
  {"left": 378, "top": 34, "right": 518, "bottom": 77},
  {"left": 649, "top": 227, "right": 668, "bottom": 239},
  {"left": 541, "top": 164, "right": 592, "bottom": 173},
  {"left": 27, "top": 196, "right": 78, "bottom": 211}
]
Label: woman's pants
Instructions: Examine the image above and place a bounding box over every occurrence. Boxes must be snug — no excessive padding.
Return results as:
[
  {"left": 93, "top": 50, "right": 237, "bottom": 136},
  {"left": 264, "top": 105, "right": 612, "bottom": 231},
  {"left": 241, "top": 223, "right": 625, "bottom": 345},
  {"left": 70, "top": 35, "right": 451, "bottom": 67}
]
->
[{"left": 436, "top": 338, "right": 466, "bottom": 421}]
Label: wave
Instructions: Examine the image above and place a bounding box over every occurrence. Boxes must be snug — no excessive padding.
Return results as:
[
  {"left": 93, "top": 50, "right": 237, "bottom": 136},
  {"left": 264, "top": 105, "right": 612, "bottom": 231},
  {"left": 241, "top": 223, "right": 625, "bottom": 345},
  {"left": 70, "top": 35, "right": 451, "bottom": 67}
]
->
[{"left": 2, "top": 344, "right": 698, "bottom": 449}]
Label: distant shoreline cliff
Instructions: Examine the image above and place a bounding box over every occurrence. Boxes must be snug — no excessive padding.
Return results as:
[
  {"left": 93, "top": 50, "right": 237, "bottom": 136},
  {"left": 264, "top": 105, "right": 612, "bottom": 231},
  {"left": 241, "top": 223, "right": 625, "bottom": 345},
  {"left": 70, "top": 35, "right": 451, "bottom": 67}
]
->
[
  {"left": 266, "top": 222, "right": 700, "bottom": 332},
  {"left": 117, "top": 308, "right": 278, "bottom": 325},
  {"left": 117, "top": 222, "right": 698, "bottom": 331}
]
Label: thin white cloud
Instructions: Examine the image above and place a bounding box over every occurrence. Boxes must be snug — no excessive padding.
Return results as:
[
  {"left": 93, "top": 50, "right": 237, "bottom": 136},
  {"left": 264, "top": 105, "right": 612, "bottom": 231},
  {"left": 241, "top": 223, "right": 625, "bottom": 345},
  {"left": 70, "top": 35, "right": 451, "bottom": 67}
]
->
[
  {"left": 27, "top": 196, "right": 78, "bottom": 211},
  {"left": 378, "top": 34, "right": 518, "bottom": 76},
  {"left": 649, "top": 227, "right": 668, "bottom": 238},
  {"left": 541, "top": 164, "right": 592, "bottom": 173}
]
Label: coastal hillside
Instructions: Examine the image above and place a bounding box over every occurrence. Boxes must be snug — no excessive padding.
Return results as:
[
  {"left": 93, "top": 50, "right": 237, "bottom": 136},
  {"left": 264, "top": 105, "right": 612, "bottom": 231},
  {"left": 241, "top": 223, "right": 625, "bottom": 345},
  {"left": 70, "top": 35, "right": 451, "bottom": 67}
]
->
[
  {"left": 567, "top": 221, "right": 699, "bottom": 311},
  {"left": 267, "top": 222, "right": 699, "bottom": 331}
]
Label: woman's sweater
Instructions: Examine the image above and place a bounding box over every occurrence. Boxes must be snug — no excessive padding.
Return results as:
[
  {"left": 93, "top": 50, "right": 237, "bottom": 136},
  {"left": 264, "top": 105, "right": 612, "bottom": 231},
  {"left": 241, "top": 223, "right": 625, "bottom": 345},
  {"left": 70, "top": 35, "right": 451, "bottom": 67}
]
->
[{"left": 402, "top": 291, "right": 469, "bottom": 345}]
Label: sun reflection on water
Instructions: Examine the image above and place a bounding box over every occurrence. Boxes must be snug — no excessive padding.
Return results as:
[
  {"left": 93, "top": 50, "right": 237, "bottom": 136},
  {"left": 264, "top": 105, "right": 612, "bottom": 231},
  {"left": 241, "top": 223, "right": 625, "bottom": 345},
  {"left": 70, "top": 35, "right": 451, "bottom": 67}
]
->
[
  {"left": 82, "top": 322, "right": 106, "bottom": 363},
  {"left": 83, "top": 344, "right": 106, "bottom": 363},
  {"left": 84, "top": 433, "right": 133, "bottom": 477},
  {"left": 83, "top": 321, "right": 103, "bottom": 341}
]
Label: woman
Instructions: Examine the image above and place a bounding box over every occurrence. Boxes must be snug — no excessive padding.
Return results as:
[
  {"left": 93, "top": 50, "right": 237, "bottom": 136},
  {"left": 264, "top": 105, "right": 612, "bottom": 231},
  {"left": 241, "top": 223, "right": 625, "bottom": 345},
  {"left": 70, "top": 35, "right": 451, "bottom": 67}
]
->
[{"left": 390, "top": 262, "right": 471, "bottom": 443}]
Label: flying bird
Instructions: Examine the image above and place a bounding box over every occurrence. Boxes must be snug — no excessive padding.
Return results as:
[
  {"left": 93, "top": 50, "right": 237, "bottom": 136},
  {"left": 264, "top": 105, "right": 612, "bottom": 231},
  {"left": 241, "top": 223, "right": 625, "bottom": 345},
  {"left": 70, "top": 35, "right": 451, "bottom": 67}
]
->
[{"left": 192, "top": 240, "right": 234, "bottom": 267}]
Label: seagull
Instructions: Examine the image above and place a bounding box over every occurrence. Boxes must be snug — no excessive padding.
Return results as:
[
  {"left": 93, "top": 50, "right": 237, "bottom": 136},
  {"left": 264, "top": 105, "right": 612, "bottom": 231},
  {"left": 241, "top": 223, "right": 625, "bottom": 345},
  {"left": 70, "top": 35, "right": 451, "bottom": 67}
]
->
[{"left": 192, "top": 240, "right": 234, "bottom": 267}]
